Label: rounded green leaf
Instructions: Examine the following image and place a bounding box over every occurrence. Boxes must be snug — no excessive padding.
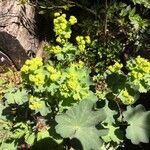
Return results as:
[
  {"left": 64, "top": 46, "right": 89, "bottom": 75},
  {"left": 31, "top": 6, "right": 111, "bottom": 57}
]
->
[
  {"left": 123, "top": 105, "right": 150, "bottom": 144},
  {"left": 55, "top": 100, "right": 106, "bottom": 150}
]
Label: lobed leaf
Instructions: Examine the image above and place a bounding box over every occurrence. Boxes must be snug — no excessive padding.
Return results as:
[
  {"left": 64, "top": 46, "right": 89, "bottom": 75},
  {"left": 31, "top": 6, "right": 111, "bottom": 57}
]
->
[
  {"left": 123, "top": 105, "right": 150, "bottom": 144},
  {"left": 55, "top": 99, "right": 106, "bottom": 150},
  {"left": 4, "top": 88, "right": 28, "bottom": 105}
]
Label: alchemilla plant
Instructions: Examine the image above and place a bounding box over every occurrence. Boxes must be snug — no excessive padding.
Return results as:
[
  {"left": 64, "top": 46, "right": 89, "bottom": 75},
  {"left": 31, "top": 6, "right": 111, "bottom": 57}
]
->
[{"left": 0, "top": 11, "right": 150, "bottom": 150}]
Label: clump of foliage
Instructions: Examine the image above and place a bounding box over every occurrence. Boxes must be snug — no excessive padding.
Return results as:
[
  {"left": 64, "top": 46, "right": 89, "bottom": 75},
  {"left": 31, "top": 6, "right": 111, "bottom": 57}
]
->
[{"left": 1, "top": 0, "right": 150, "bottom": 149}]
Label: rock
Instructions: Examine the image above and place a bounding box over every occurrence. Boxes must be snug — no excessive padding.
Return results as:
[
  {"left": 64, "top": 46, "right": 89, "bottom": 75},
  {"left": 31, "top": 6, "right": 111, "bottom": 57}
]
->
[{"left": 0, "top": 0, "right": 40, "bottom": 70}]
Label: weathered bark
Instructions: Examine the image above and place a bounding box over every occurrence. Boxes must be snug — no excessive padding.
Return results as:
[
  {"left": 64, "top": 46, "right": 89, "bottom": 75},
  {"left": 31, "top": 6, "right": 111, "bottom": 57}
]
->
[{"left": 0, "top": 0, "right": 40, "bottom": 70}]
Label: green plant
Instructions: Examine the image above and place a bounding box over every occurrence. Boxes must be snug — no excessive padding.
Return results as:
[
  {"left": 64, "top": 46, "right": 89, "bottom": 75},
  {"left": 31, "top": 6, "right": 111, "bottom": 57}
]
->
[
  {"left": 0, "top": 8, "right": 150, "bottom": 150},
  {"left": 132, "top": 0, "right": 150, "bottom": 8}
]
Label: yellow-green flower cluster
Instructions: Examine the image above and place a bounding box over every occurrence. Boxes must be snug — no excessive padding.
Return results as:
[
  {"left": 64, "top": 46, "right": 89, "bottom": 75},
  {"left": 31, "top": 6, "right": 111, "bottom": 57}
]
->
[
  {"left": 45, "top": 45, "right": 62, "bottom": 54},
  {"left": 108, "top": 62, "right": 123, "bottom": 73},
  {"left": 130, "top": 71, "right": 144, "bottom": 79},
  {"left": 60, "top": 84, "right": 70, "bottom": 98},
  {"left": 69, "top": 16, "right": 77, "bottom": 25},
  {"left": 56, "top": 36, "right": 65, "bottom": 44},
  {"left": 47, "top": 65, "right": 61, "bottom": 81},
  {"left": 29, "top": 72, "right": 45, "bottom": 87},
  {"left": 67, "top": 72, "right": 79, "bottom": 91},
  {"left": 21, "top": 58, "right": 43, "bottom": 73},
  {"left": 54, "top": 13, "right": 67, "bottom": 35},
  {"left": 53, "top": 13, "right": 77, "bottom": 44},
  {"left": 70, "top": 60, "right": 85, "bottom": 69},
  {"left": 29, "top": 96, "right": 44, "bottom": 110},
  {"left": 60, "top": 71, "right": 80, "bottom": 98},
  {"left": 76, "top": 36, "right": 91, "bottom": 52},
  {"left": 21, "top": 58, "right": 45, "bottom": 87},
  {"left": 128, "top": 56, "right": 150, "bottom": 77},
  {"left": 119, "top": 88, "right": 135, "bottom": 105},
  {"left": 127, "top": 56, "right": 150, "bottom": 92},
  {"left": 60, "top": 62, "right": 90, "bottom": 100},
  {"left": 60, "top": 77, "right": 88, "bottom": 100}
]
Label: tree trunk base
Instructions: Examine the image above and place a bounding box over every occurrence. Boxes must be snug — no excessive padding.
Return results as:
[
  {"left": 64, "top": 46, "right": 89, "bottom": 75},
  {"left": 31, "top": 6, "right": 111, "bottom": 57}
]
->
[{"left": 0, "top": 0, "right": 40, "bottom": 71}]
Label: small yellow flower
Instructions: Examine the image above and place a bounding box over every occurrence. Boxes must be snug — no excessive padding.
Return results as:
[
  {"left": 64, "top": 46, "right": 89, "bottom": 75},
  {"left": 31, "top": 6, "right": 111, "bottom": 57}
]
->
[
  {"left": 29, "top": 101, "right": 43, "bottom": 110},
  {"left": 21, "top": 65, "right": 29, "bottom": 73},
  {"left": 29, "top": 74, "right": 34, "bottom": 81},
  {"left": 81, "top": 39, "right": 86, "bottom": 45},
  {"left": 67, "top": 79, "right": 78, "bottom": 90},
  {"left": 35, "top": 73, "right": 45, "bottom": 86},
  {"left": 61, "top": 14, "right": 66, "bottom": 18},
  {"left": 108, "top": 62, "right": 123, "bottom": 72},
  {"left": 50, "top": 71, "right": 61, "bottom": 81},
  {"left": 78, "top": 45, "right": 85, "bottom": 52},
  {"left": 76, "top": 36, "right": 80, "bottom": 42},
  {"left": 54, "top": 46, "right": 62, "bottom": 54},
  {"left": 33, "top": 58, "right": 43, "bottom": 66},
  {"left": 47, "top": 65, "right": 56, "bottom": 73},
  {"left": 29, "top": 96, "right": 43, "bottom": 110},
  {"left": 26, "top": 59, "right": 31, "bottom": 65},
  {"left": 54, "top": 19, "right": 59, "bottom": 24},
  {"left": 121, "top": 88, "right": 134, "bottom": 104},
  {"left": 143, "top": 66, "right": 150, "bottom": 73},
  {"left": 30, "top": 64, "right": 38, "bottom": 71},
  {"left": 85, "top": 36, "right": 91, "bottom": 44},
  {"left": 54, "top": 12, "right": 60, "bottom": 17},
  {"left": 64, "top": 32, "right": 71, "bottom": 39},
  {"left": 56, "top": 36, "right": 62, "bottom": 43},
  {"left": 76, "top": 36, "right": 83, "bottom": 42},
  {"left": 21, "top": 58, "right": 43, "bottom": 73},
  {"left": 69, "top": 16, "right": 77, "bottom": 25},
  {"left": 61, "top": 23, "right": 67, "bottom": 30}
]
